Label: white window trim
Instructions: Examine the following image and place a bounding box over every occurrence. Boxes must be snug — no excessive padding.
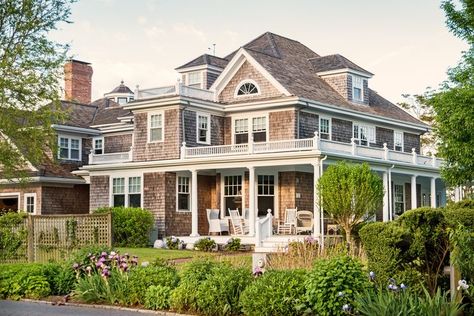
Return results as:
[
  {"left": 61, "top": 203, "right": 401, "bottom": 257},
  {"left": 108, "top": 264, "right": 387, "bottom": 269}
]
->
[
  {"left": 393, "top": 183, "right": 405, "bottom": 216},
  {"left": 23, "top": 193, "right": 37, "bottom": 215},
  {"left": 220, "top": 172, "right": 245, "bottom": 219},
  {"left": 196, "top": 112, "right": 211, "bottom": 145},
  {"left": 394, "top": 130, "right": 404, "bottom": 151},
  {"left": 57, "top": 135, "right": 82, "bottom": 161},
  {"left": 147, "top": 111, "right": 165, "bottom": 143},
  {"left": 351, "top": 74, "right": 365, "bottom": 103},
  {"left": 353, "top": 122, "right": 376, "bottom": 146},
  {"left": 257, "top": 171, "right": 279, "bottom": 219},
  {"left": 186, "top": 71, "right": 204, "bottom": 89},
  {"left": 109, "top": 175, "right": 143, "bottom": 208},
  {"left": 319, "top": 116, "right": 332, "bottom": 139},
  {"left": 231, "top": 113, "right": 269, "bottom": 144},
  {"left": 234, "top": 79, "right": 261, "bottom": 98},
  {"left": 93, "top": 137, "right": 104, "bottom": 154},
  {"left": 176, "top": 173, "right": 191, "bottom": 212},
  {"left": 0, "top": 192, "right": 20, "bottom": 212}
]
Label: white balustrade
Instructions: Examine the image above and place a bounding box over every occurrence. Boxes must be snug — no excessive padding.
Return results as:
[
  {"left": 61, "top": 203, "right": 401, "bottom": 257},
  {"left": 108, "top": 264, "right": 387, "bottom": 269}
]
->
[
  {"left": 185, "top": 144, "right": 249, "bottom": 157},
  {"left": 135, "top": 83, "right": 215, "bottom": 101},
  {"left": 253, "top": 138, "right": 314, "bottom": 153},
  {"left": 357, "top": 146, "right": 385, "bottom": 160},
  {"left": 388, "top": 150, "right": 413, "bottom": 163},
  {"left": 89, "top": 150, "right": 132, "bottom": 164}
]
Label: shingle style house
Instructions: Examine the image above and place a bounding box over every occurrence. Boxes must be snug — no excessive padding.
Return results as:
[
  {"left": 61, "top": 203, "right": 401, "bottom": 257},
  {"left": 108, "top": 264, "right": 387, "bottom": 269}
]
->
[{"left": 0, "top": 32, "right": 446, "bottom": 248}]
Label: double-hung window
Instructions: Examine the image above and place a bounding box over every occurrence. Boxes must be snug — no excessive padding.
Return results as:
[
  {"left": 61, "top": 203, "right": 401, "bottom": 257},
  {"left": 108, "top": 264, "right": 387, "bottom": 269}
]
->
[
  {"left": 149, "top": 112, "right": 164, "bottom": 142},
  {"left": 234, "top": 119, "right": 249, "bottom": 144},
  {"left": 352, "top": 75, "right": 364, "bottom": 102},
  {"left": 319, "top": 117, "right": 331, "bottom": 140},
  {"left": 187, "top": 71, "right": 202, "bottom": 88},
  {"left": 252, "top": 117, "right": 267, "bottom": 142},
  {"left": 24, "top": 193, "right": 36, "bottom": 214},
  {"left": 93, "top": 138, "right": 103, "bottom": 155},
  {"left": 112, "top": 176, "right": 141, "bottom": 207},
  {"left": 257, "top": 175, "right": 274, "bottom": 217},
  {"left": 177, "top": 176, "right": 190, "bottom": 211},
  {"left": 197, "top": 113, "right": 210, "bottom": 144},
  {"left": 393, "top": 184, "right": 404, "bottom": 216},
  {"left": 58, "top": 136, "right": 81, "bottom": 160},
  {"left": 394, "top": 131, "right": 403, "bottom": 152},
  {"left": 223, "top": 175, "right": 243, "bottom": 216},
  {"left": 353, "top": 123, "right": 375, "bottom": 146}
]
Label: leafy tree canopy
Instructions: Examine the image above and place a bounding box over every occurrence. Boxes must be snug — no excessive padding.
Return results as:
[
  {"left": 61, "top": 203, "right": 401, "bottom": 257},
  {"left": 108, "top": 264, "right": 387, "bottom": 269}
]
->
[{"left": 0, "top": 0, "right": 74, "bottom": 180}]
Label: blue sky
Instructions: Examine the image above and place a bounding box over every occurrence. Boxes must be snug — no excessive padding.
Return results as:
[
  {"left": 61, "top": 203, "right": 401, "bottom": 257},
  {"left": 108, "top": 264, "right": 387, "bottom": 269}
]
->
[{"left": 50, "top": 0, "right": 467, "bottom": 104}]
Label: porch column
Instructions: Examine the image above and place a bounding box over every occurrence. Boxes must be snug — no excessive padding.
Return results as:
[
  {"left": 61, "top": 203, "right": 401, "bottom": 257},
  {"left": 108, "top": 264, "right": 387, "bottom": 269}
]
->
[
  {"left": 382, "top": 171, "right": 389, "bottom": 222},
  {"left": 248, "top": 166, "right": 256, "bottom": 236},
  {"left": 411, "top": 175, "right": 417, "bottom": 210},
  {"left": 190, "top": 169, "right": 199, "bottom": 237},
  {"left": 430, "top": 177, "right": 437, "bottom": 207},
  {"left": 312, "top": 160, "right": 321, "bottom": 238}
]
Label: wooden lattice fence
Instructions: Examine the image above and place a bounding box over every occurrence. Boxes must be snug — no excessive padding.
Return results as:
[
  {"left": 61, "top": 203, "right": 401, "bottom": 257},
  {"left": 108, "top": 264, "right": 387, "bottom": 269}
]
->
[{"left": 0, "top": 213, "right": 111, "bottom": 263}]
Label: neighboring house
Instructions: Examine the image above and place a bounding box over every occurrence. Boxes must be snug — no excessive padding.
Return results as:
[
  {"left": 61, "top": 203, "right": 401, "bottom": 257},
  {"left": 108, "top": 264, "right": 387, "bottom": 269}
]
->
[
  {"left": 76, "top": 32, "right": 446, "bottom": 246},
  {"left": 0, "top": 60, "right": 132, "bottom": 215}
]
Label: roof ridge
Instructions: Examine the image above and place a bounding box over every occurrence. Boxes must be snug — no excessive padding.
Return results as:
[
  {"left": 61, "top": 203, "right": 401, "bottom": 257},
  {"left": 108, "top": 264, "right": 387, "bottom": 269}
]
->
[
  {"left": 244, "top": 47, "right": 281, "bottom": 60},
  {"left": 62, "top": 100, "right": 98, "bottom": 108},
  {"left": 265, "top": 32, "right": 281, "bottom": 59}
]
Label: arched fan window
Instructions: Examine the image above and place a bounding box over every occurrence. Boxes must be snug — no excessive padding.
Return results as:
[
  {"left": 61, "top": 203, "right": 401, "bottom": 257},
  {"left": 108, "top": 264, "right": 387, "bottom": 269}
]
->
[{"left": 236, "top": 81, "right": 259, "bottom": 96}]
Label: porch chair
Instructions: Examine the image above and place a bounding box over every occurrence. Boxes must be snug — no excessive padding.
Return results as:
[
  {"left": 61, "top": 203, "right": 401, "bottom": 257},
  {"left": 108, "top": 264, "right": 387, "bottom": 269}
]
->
[
  {"left": 296, "top": 210, "right": 313, "bottom": 234},
  {"left": 229, "top": 209, "right": 248, "bottom": 235},
  {"left": 206, "top": 209, "right": 229, "bottom": 235},
  {"left": 277, "top": 208, "right": 298, "bottom": 235}
]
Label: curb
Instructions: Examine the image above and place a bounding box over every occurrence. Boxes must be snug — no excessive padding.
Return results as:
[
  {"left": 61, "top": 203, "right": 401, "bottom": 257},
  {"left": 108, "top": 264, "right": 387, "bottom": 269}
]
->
[{"left": 20, "top": 299, "right": 193, "bottom": 316}]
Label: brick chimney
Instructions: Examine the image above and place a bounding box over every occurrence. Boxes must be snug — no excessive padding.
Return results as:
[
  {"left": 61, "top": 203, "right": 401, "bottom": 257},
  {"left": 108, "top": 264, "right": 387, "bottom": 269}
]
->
[{"left": 64, "top": 60, "right": 93, "bottom": 104}]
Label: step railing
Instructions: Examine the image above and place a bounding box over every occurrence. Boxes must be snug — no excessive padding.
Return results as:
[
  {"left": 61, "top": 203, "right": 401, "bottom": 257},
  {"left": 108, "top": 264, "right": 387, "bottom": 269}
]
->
[{"left": 255, "top": 210, "right": 273, "bottom": 248}]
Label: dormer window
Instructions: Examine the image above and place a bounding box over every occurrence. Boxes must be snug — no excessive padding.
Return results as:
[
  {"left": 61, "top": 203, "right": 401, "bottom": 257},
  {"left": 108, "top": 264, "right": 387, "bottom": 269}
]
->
[
  {"left": 236, "top": 80, "right": 259, "bottom": 96},
  {"left": 352, "top": 75, "right": 364, "bottom": 102},
  {"left": 187, "top": 71, "right": 202, "bottom": 88}
]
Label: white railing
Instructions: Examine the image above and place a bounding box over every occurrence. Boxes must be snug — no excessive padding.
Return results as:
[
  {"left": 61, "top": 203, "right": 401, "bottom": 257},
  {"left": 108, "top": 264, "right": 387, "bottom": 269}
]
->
[
  {"left": 135, "top": 82, "right": 215, "bottom": 101},
  {"left": 255, "top": 210, "right": 273, "bottom": 247},
  {"left": 88, "top": 150, "right": 132, "bottom": 164},
  {"left": 181, "top": 132, "right": 442, "bottom": 168}
]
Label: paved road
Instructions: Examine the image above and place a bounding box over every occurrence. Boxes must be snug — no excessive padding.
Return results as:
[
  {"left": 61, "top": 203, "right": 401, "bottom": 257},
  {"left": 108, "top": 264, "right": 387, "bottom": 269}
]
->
[{"left": 0, "top": 300, "right": 159, "bottom": 316}]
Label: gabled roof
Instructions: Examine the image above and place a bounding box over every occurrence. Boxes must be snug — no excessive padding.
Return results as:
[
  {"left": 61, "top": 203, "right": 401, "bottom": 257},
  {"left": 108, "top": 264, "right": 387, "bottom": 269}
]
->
[
  {"left": 310, "top": 54, "right": 373, "bottom": 76},
  {"left": 176, "top": 54, "right": 229, "bottom": 70},
  {"left": 228, "top": 32, "right": 424, "bottom": 126}
]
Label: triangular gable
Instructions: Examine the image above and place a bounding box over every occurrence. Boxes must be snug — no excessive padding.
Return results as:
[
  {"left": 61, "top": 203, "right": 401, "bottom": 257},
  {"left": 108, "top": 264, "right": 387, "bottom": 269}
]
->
[
  {"left": 0, "top": 131, "right": 38, "bottom": 173},
  {"left": 210, "top": 48, "right": 291, "bottom": 102}
]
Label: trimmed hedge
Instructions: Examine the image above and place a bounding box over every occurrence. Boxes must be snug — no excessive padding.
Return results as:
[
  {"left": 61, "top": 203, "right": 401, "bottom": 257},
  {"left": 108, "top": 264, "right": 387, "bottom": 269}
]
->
[{"left": 94, "top": 207, "right": 154, "bottom": 247}]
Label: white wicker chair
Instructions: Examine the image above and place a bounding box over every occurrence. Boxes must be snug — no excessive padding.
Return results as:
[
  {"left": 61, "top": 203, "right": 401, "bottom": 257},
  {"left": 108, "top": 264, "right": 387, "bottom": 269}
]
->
[
  {"left": 229, "top": 209, "right": 248, "bottom": 235},
  {"left": 296, "top": 210, "right": 313, "bottom": 234},
  {"left": 206, "top": 209, "right": 229, "bottom": 235}
]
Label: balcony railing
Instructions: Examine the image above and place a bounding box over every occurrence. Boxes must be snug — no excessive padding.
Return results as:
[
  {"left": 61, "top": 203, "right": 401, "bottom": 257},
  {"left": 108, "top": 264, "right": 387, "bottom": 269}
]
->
[
  {"left": 88, "top": 150, "right": 132, "bottom": 165},
  {"left": 135, "top": 82, "right": 215, "bottom": 102},
  {"left": 181, "top": 133, "right": 443, "bottom": 168}
]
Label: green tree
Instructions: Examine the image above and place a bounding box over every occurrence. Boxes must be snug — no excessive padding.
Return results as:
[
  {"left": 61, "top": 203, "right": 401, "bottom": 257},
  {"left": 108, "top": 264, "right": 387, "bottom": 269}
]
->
[
  {"left": 0, "top": 0, "right": 74, "bottom": 180},
  {"left": 423, "top": 0, "right": 474, "bottom": 188},
  {"left": 317, "top": 162, "right": 384, "bottom": 247}
]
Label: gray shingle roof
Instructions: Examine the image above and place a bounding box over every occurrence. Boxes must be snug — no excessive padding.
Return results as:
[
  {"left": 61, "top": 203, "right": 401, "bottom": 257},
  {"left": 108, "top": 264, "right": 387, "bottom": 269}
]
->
[
  {"left": 59, "top": 101, "right": 98, "bottom": 128},
  {"left": 238, "top": 32, "right": 424, "bottom": 126},
  {"left": 107, "top": 81, "right": 133, "bottom": 94},
  {"left": 176, "top": 54, "right": 229, "bottom": 70},
  {"left": 310, "top": 54, "right": 373, "bottom": 76}
]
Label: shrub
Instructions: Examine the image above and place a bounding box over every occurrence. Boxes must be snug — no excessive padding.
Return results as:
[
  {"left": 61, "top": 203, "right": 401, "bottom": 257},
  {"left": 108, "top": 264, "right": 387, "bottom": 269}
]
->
[
  {"left": 94, "top": 207, "right": 154, "bottom": 247},
  {"left": 0, "top": 212, "right": 27, "bottom": 261},
  {"left": 42, "top": 263, "right": 76, "bottom": 295},
  {"left": 304, "top": 256, "right": 369, "bottom": 316},
  {"left": 0, "top": 264, "right": 51, "bottom": 300},
  {"left": 444, "top": 206, "right": 474, "bottom": 227},
  {"left": 144, "top": 285, "right": 172, "bottom": 310},
  {"left": 194, "top": 237, "right": 216, "bottom": 252},
  {"left": 195, "top": 263, "right": 252, "bottom": 316},
  {"left": 165, "top": 236, "right": 182, "bottom": 250},
  {"left": 224, "top": 237, "right": 241, "bottom": 251},
  {"left": 240, "top": 269, "right": 307, "bottom": 316},
  {"left": 170, "top": 259, "right": 217, "bottom": 313},
  {"left": 126, "top": 263, "right": 179, "bottom": 305}
]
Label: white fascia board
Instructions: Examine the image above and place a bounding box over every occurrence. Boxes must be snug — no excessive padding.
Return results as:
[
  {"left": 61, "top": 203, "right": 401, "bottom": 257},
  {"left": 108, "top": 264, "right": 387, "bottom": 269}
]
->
[
  {"left": 52, "top": 124, "right": 101, "bottom": 136},
  {"left": 223, "top": 96, "right": 300, "bottom": 112},
  {"left": 90, "top": 122, "right": 123, "bottom": 128},
  {"left": 210, "top": 48, "right": 291, "bottom": 97},
  {"left": 127, "top": 96, "right": 225, "bottom": 113},
  {"left": 0, "top": 176, "right": 86, "bottom": 185},
  {"left": 298, "top": 98, "right": 429, "bottom": 133},
  {"left": 317, "top": 68, "right": 373, "bottom": 78},
  {"left": 99, "top": 126, "right": 134, "bottom": 134},
  {"left": 177, "top": 64, "right": 224, "bottom": 73}
]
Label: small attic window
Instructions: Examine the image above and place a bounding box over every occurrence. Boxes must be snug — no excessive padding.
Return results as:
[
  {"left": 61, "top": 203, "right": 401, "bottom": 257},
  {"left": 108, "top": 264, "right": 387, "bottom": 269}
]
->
[
  {"left": 236, "top": 80, "right": 259, "bottom": 97},
  {"left": 352, "top": 75, "right": 364, "bottom": 102},
  {"left": 187, "top": 71, "right": 202, "bottom": 88}
]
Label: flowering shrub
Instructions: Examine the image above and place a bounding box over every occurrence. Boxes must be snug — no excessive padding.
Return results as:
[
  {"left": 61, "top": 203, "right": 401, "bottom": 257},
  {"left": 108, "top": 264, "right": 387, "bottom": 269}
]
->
[
  {"left": 303, "top": 256, "right": 370, "bottom": 316},
  {"left": 240, "top": 269, "right": 307, "bottom": 316},
  {"left": 194, "top": 237, "right": 216, "bottom": 252},
  {"left": 224, "top": 238, "right": 241, "bottom": 251}
]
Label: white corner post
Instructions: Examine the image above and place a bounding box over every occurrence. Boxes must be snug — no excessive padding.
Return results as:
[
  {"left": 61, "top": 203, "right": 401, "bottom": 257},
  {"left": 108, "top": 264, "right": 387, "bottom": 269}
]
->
[
  {"left": 312, "top": 159, "right": 321, "bottom": 240},
  {"left": 430, "top": 177, "right": 437, "bottom": 207},
  {"left": 248, "top": 166, "right": 256, "bottom": 236},
  {"left": 190, "top": 169, "right": 199, "bottom": 237},
  {"left": 411, "top": 175, "right": 417, "bottom": 210},
  {"left": 382, "top": 171, "right": 389, "bottom": 222}
]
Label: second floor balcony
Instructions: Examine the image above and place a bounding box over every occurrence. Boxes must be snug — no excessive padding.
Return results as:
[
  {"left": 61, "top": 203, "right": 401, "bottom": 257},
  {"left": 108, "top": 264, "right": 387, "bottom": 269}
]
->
[{"left": 135, "top": 82, "right": 215, "bottom": 102}]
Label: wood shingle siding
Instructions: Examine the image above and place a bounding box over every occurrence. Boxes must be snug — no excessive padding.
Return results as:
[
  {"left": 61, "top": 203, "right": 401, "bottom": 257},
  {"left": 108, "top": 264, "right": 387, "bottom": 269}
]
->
[
  {"left": 331, "top": 118, "right": 352, "bottom": 143},
  {"left": 104, "top": 134, "right": 132, "bottom": 153}
]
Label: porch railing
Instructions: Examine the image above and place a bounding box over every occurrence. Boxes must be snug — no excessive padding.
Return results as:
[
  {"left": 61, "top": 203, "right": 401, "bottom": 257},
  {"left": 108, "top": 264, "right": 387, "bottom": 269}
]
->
[
  {"left": 181, "top": 132, "right": 443, "bottom": 168},
  {"left": 88, "top": 149, "right": 133, "bottom": 164},
  {"left": 135, "top": 82, "right": 215, "bottom": 102},
  {"left": 255, "top": 210, "right": 273, "bottom": 248}
]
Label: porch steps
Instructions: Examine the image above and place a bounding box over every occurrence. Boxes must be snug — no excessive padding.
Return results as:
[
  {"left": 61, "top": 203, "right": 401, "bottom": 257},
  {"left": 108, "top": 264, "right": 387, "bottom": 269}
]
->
[{"left": 254, "top": 235, "right": 307, "bottom": 253}]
